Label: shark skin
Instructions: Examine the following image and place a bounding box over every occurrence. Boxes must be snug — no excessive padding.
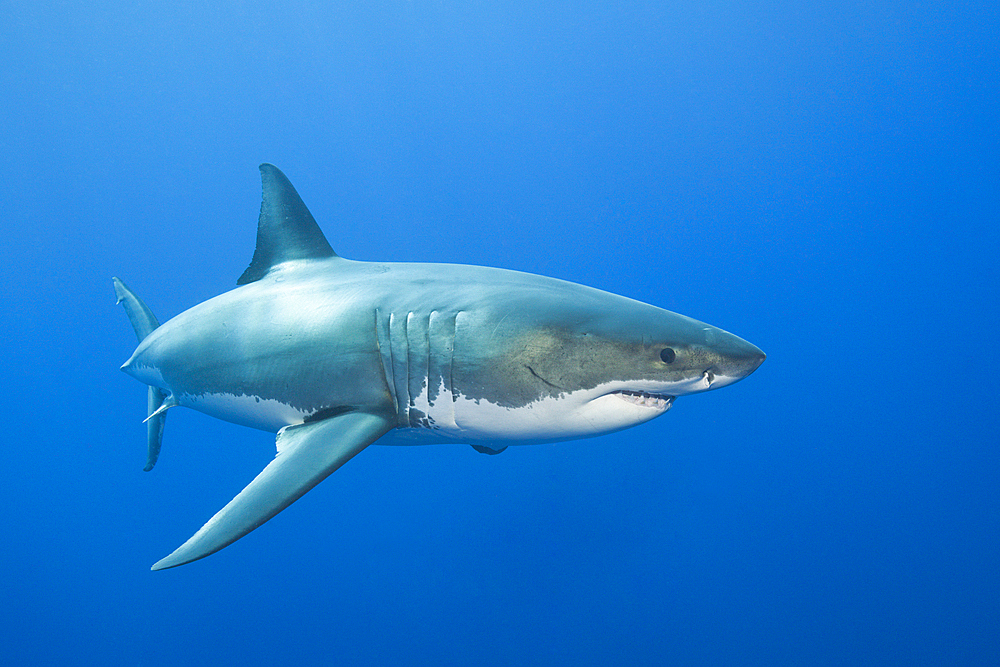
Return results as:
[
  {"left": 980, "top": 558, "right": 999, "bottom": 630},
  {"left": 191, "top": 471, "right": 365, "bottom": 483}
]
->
[{"left": 116, "top": 164, "right": 765, "bottom": 570}]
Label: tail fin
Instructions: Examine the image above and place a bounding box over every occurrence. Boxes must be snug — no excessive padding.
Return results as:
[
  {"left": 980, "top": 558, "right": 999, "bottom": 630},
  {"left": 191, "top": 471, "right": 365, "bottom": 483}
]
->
[{"left": 113, "top": 277, "right": 168, "bottom": 471}]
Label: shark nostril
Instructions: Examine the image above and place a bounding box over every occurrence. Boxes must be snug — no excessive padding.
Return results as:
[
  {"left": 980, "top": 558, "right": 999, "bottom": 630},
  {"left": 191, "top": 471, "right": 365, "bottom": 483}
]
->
[{"left": 704, "top": 370, "right": 715, "bottom": 385}]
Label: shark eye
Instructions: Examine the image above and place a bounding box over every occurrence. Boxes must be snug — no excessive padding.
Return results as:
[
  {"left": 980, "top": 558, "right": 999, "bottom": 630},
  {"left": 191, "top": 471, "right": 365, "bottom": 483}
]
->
[{"left": 659, "top": 347, "right": 676, "bottom": 364}]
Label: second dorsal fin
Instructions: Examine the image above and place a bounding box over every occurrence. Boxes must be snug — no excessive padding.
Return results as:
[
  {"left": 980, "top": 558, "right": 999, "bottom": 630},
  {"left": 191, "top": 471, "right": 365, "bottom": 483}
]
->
[{"left": 237, "top": 164, "right": 337, "bottom": 285}]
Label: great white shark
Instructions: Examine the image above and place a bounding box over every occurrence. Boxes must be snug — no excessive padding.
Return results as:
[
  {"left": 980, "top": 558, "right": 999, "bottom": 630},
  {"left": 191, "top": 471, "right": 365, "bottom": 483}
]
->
[{"left": 115, "top": 164, "right": 765, "bottom": 570}]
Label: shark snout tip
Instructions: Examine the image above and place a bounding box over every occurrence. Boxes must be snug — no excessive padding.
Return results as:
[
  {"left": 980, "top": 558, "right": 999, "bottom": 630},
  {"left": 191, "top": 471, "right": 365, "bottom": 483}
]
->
[
  {"left": 742, "top": 343, "right": 766, "bottom": 375},
  {"left": 715, "top": 338, "right": 765, "bottom": 382}
]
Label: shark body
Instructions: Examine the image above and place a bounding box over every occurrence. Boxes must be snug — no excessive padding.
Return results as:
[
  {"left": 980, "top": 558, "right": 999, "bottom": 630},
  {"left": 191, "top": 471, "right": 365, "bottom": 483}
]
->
[{"left": 115, "top": 164, "right": 765, "bottom": 570}]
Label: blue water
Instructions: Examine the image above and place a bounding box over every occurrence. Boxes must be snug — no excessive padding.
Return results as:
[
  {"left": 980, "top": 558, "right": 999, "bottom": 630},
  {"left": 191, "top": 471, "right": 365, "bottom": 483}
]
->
[{"left": 2, "top": 2, "right": 997, "bottom": 665}]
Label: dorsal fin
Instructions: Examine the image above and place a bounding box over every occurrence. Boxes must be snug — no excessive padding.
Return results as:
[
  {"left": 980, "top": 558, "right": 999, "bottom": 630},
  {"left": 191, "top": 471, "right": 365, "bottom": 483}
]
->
[{"left": 237, "top": 164, "right": 337, "bottom": 285}]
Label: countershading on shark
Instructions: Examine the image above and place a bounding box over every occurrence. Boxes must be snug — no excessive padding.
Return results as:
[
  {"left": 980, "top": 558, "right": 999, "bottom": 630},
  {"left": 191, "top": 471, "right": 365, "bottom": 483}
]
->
[{"left": 115, "top": 164, "right": 765, "bottom": 570}]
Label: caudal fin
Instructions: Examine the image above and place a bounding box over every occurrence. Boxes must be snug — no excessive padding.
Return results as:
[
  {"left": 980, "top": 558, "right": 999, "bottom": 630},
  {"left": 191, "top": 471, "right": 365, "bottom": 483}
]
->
[
  {"left": 113, "top": 277, "right": 168, "bottom": 471},
  {"left": 113, "top": 277, "right": 160, "bottom": 341}
]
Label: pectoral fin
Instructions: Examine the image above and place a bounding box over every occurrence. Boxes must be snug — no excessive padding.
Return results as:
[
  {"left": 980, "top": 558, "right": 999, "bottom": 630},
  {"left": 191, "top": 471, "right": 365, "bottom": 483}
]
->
[{"left": 151, "top": 411, "right": 392, "bottom": 570}]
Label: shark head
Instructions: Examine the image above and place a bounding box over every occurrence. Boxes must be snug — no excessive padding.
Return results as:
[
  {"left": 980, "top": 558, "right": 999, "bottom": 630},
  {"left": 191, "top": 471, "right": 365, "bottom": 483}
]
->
[
  {"left": 439, "top": 279, "right": 765, "bottom": 443},
  {"left": 561, "top": 306, "right": 765, "bottom": 434}
]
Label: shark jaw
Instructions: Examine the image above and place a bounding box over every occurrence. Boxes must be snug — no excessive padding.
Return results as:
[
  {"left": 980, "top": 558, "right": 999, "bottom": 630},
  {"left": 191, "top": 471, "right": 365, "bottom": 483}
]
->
[{"left": 612, "top": 390, "right": 675, "bottom": 410}]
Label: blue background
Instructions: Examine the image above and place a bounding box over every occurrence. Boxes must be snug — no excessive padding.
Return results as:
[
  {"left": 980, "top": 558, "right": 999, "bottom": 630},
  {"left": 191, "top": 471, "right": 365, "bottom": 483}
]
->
[{"left": 2, "top": 2, "right": 997, "bottom": 665}]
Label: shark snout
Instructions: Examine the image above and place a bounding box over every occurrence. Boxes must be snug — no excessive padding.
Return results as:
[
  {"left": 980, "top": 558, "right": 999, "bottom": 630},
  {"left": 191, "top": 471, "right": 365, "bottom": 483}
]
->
[{"left": 706, "top": 332, "right": 765, "bottom": 386}]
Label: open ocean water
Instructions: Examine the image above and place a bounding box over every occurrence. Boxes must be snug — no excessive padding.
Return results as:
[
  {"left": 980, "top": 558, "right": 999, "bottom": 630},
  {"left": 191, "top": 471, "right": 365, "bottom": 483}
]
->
[{"left": 1, "top": 2, "right": 997, "bottom": 665}]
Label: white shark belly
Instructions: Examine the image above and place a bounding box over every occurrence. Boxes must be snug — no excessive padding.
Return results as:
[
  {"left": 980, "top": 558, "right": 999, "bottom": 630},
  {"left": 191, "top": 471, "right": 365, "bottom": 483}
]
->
[
  {"left": 378, "top": 383, "right": 672, "bottom": 446},
  {"left": 180, "top": 391, "right": 310, "bottom": 432}
]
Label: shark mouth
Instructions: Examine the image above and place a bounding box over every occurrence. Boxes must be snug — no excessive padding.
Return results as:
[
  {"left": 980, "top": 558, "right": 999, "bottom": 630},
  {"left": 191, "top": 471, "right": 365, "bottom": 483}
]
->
[{"left": 613, "top": 390, "right": 675, "bottom": 410}]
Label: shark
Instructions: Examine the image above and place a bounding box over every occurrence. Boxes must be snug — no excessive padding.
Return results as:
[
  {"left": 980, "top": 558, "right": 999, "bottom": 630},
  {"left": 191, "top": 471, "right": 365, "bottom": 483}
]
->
[{"left": 115, "top": 164, "right": 765, "bottom": 570}]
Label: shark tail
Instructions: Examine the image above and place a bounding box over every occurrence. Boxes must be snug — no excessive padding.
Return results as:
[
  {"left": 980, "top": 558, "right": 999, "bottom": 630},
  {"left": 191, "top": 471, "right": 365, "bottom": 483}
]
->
[{"left": 113, "top": 277, "right": 168, "bottom": 472}]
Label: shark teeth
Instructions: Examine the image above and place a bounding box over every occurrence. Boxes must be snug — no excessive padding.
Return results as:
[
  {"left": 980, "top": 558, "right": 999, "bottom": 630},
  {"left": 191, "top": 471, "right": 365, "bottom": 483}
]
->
[{"left": 613, "top": 390, "right": 675, "bottom": 410}]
